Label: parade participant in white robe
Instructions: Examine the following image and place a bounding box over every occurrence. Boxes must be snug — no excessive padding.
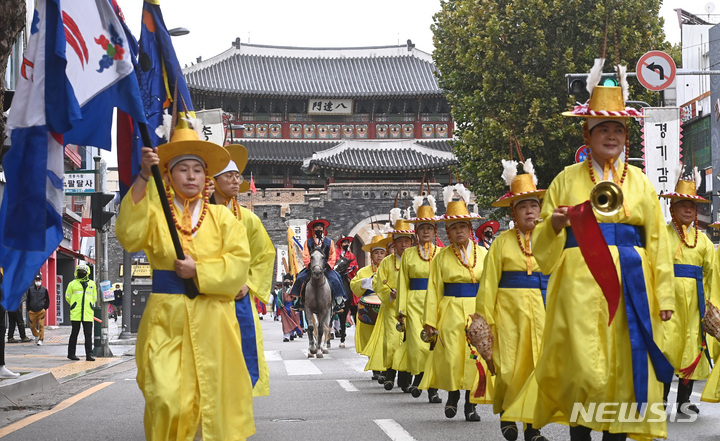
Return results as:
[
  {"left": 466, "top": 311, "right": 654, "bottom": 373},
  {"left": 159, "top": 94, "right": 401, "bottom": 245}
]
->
[{"left": 116, "top": 127, "right": 254, "bottom": 441}]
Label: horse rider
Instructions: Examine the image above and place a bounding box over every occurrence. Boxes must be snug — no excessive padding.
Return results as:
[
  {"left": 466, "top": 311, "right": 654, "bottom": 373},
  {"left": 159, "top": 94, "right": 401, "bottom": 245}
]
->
[
  {"left": 292, "top": 218, "right": 347, "bottom": 314},
  {"left": 335, "top": 234, "right": 359, "bottom": 323}
]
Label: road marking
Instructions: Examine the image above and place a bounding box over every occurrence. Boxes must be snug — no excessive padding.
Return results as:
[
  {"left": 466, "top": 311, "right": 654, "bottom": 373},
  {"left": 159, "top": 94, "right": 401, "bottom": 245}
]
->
[
  {"left": 669, "top": 386, "right": 702, "bottom": 399},
  {"left": 264, "top": 350, "right": 282, "bottom": 362},
  {"left": 0, "top": 382, "right": 113, "bottom": 438},
  {"left": 374, "top": 419, "right": 415, "bottom": 441},
  {"left": 337, "top": 379, "right": 358, "bottom": 392},
  {"left": 343, "top": 358, "right": 367, "bottom": 373},
  {"left": 284, "top": 360, "right": 322, "bottom": 376}
]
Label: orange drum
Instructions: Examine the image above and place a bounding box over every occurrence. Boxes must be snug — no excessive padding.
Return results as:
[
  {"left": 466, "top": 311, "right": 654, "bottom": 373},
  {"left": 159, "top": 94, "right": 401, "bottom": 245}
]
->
[{"left": 358, "top": 294, "right": 381, "bottom": 325}]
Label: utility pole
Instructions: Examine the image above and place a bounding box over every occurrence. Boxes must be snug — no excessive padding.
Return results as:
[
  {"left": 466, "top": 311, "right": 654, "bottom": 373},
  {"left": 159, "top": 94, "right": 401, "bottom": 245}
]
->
[
  {"left": 93, "top": 156, "right": 113, "bottom": 357},
  {"left": 119, "top": 249, "right": 133, "bottom": 339}
]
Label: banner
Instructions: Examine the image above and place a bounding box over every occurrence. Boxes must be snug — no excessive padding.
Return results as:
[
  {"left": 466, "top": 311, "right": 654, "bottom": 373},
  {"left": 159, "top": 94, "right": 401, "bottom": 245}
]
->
[{"left": 643, "top": 107, "right": 682, "bottom": 222}]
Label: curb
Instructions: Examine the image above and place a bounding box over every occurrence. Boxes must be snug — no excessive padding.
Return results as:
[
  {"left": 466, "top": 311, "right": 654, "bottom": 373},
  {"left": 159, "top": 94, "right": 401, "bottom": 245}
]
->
[{"left": 0, "top": 372, "right": 59, "bottom": 406}]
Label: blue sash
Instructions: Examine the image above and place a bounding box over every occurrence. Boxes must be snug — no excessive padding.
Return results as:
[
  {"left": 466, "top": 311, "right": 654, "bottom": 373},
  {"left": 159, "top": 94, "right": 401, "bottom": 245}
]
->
[
  {"left": 565, "top": 223, "right": 674, "bottom": 406},
  {"left": 443, "top": 283, "right": 479, "bottom": 298},
  {"left": 364, "top": 289, "right": 374, "bottom": 296},
  {"left": 235, "top": 295, "right": 259, "bottom": 387},
  {"left": 674, "top": 263, "right": 713, "bottom": 368},
  {"left": 498, "top": 271, "right": 549, "bottom": 307},
  {"left": 409, "top": 278, "right": 429, "bottom": 291},
  {"left": 152, "top": 270, "right": 187, "bottom": 294}
]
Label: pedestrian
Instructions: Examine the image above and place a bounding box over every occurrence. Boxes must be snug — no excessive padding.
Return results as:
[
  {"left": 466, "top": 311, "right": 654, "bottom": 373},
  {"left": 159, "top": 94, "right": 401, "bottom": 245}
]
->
[
  {"left": 400, "top": 194, "right": 442, "bottom": 403},
  {"left": 659, "top": 167, "right": 713, "bottom": 414},
  {"left": 112, "top": 283, "right": 123, "bottom": 320},
  {"left": 279, "top": 274, "right": 302, "bottom": 341},
  {"left": 366, "top": 210, "right": 414, "bottom": 392},
  {"left": 65, "top": 263, "right": 96, "bottom": 361},
  {"left": 26, "top": 274, "right": 50, "bottom": 346},
  {"left": 272, "top": 282, "right": 282, "bottom": 321},
  {"left": 502, "top": 65, "right": 674, "bottom": 441},
  {"left": 476, "top": 220, "right": 499, "bottom": 250},
  {"left": 0, "top": 271, "right": 21, "bottom": 379},
  {"left": 351, "top": 234, "right": 389, "bottom": 360},
  {"left": 475, "top": 159, "right": 548, "bottom": 440},
  {"left": 419, "top": 184, "right": 490, "bottom": 422},
  {"left": 115, "top": 126, "right": 254, "bottom": 441},
  {"left": 6, "top": 292, "right": 31, "bottom": 343},
  {"left": 211, "top": 143, "right": 275, "bottom": 398}
]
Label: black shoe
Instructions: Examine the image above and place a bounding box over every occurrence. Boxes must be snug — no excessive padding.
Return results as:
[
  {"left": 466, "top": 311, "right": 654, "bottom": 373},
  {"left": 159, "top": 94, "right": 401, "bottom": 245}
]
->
[
  {"left": 290, "top": 335, "right": 295, "bottom": 340},
  {"left": 292, "top": 301, "right": 304, "bottom": 311},
  {"left": 7, "top": 337, "right": 18, "bottom": 343},
  {"left": 86, "top": 355, "right": 95, "bottom": 361},
  {"left": 68, "top": 355, "right": 79, "bottom": 361},
  {"left": 428, "top": 392, "right": 442, "bottom": 403},
  {"left": 377, "top": 376, "right": 386, "bottom": 385},
  {"left": 384, "top": 381, "right": 394, "bottom": 391},
  {"left": 464, "top": 405, "right": 481, "bottom": 422},
  {"left": 372, "top": 373, "right": 380, "bottom": 381},
  {"left": 444, "top": 405, "right": 457, "bottom": 418},
  {"left": 678, "top": 402, "right": 700, "bottom": 415},
  {"left": 501, "top": 421, "right": 519, "bottom": 441},
  {"left": 283, "top": 338, "right": 290, "bottom": 342},
  {"left": 410, "top": 386, "right": 422, "bottom": 398}
]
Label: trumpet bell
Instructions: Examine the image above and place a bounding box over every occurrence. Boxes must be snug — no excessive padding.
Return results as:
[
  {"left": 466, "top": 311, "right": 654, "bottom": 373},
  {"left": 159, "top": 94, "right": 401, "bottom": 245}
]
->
[{"left": 590, "top": 181, "right": 623, "bottom": 216}]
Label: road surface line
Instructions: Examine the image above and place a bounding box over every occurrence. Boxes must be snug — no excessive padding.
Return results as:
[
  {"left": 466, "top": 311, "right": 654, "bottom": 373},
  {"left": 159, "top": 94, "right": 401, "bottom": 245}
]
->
[
  {"left": 337, "top": 379, "right": 359, "bottom": 392},
  {"left": 669, "top": 386, "right": 702, "bottom": 399},
  {"left": 264, "top": 350, "right": 282, "bottom": 361},
  {"left": 0, "top": 382, "right": 113, "bottom": 438},
  {"left": 284, "top": 360, "right": 322, "bottom": 376},
  {"left": 374, "top": 419, "right": 416, "bottom": 441},
  {"left": 343, "top": 358, "right": 367, "bottom": 373}
]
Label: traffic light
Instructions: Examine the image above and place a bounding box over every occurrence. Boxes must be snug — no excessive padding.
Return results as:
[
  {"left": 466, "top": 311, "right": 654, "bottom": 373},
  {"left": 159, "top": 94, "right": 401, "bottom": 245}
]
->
[
  {"left": 91, "top": 192, "right": 115, "bottom": 230},
  {"left": 567, "top": 73, "right": 619, "bottom": 98}
]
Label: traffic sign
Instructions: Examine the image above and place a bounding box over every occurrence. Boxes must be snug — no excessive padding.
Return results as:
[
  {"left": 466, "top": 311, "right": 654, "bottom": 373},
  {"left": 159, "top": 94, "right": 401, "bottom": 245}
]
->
[
  {"left": 636, "top": 51, "right": 676, "bottom": 91},
  {"left": 575, "top": 145, "right": 589, "bottom": 163}
]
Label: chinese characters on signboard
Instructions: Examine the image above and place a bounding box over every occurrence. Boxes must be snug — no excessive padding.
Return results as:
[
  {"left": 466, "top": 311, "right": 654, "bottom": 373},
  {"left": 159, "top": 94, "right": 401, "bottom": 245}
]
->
[
  {"left": 64, "top": 172, "right": 95, "bottom": 193},
  {"left": 643, "top": 107, "right": 681, "bottom": 222},
  {"left": 195, "top": 108, "right": 225, "bottom": 146},
  {"left": 307, "top": 99, "right": 353, "bottom": 115}
]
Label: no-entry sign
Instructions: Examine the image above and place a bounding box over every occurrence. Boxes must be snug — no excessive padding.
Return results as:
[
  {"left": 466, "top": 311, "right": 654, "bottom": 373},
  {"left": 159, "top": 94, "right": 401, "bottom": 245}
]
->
[{"left": 636, "top": 51, "right": 676, "bottom": 91}]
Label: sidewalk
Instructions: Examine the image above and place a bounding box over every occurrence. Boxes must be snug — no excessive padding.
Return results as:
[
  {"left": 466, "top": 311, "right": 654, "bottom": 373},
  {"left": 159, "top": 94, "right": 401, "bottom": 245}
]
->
[{"left": 0, "top": 315, "right": 137, "bottom": 405}]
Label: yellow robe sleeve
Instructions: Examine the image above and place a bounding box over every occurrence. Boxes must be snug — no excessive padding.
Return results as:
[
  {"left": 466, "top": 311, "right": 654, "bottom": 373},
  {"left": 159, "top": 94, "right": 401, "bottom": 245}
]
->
[
  {"left": 700, "top": 231, "right": 714, "bottom": 297},
  {"left": 642, "top": 181, "right": 675, "bottom": 312},
  {"left": 397, "top": 248, "right": 412, "bottom": 315},
  {"left": 374, "top": 255, "right": 394, "bottom": 305},
  {"left": 350, "top": 265, "right": 371, "bottom": 299},
  {"left": 115, "top": 182, "right": 154, "bottom": 253},
  {"left": 476, "top": 235, "right": 503, "bottom": 326},
  {"left": 531, "top": 174, "right": 567, "bottom": 275},
  {"left": 238, "top": 206, "right": 275, "bottom": 304},
  {"left": 424, "top": 250, "right": 443, "bottom": 329}
]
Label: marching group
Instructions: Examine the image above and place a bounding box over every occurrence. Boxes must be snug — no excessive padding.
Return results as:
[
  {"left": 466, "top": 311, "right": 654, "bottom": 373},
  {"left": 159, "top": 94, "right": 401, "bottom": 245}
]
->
[{"left": 102, "top": 67, "right": 720, "bottom": 441}]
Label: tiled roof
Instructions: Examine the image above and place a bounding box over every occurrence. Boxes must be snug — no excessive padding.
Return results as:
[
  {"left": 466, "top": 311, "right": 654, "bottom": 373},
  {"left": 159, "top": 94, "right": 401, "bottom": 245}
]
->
[
  {"left": 184, "top": 44, "right": 442, "bottom": 98},
  {"left": 240, "top": 139, "right": 456, "bottom": 173},
  {"left": 301, "top": 140, "right": 458, "bottom": 174}
]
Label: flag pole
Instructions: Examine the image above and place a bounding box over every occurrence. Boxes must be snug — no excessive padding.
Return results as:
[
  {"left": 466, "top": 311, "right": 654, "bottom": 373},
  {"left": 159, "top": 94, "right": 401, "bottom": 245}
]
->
[{"left": 138, "top": 122, "right": 200, "bottom": 299}]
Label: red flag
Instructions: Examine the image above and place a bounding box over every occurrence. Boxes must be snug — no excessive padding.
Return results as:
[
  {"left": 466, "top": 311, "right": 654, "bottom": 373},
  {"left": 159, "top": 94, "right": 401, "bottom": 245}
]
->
[{"left": 249, "top": 174, "right": 257, "bottom": 194}]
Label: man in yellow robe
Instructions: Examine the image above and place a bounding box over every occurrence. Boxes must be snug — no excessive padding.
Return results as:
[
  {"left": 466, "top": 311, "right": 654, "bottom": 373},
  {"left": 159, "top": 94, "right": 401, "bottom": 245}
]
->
[
  {"left": 504, "top": 82, "right": 674, "bottom": 441},
  {"left": 659, "top": 171, "right": 713, "bottom": 415},
  {"left": 212, "top": 144, "right": 275, "bottom": 397},
  {"left": 352, "top": 234, "right": 388, "bottom": 360},
  {"left": 116, "top": 128, "right": 254, "bottom": 441},
  {"left": 477, "top": 159, "right": 547, "bottom": 440},
  {"left": 367, "top": 212, "right": 414, "bottom": 391},
  {"left": 419, "top": 187, "right": 490, "bottom": 422},
  {"left": 398, "top": 195, "right": 442, "bottom": 403}
]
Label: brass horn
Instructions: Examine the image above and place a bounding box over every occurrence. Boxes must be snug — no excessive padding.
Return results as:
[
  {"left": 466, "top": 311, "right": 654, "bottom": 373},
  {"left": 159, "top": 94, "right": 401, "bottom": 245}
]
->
[{"left": 590, "top": 181, "right": 623, "bottom": 216}]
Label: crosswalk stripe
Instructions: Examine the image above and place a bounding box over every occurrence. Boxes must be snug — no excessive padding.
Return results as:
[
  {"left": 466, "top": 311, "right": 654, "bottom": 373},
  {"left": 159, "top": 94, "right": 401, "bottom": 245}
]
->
[
  {"left": 337, "top": 379, "right": 358, "bottom": 392},
  {"left": 343, "top": 358, "right": 367, "bottom": 373},
  {"left": 284, "top": 360, "right": 322, "bottom": 376},
  {"left": 264, "top": 350, "right": 282, "bottom": 362},
  {"left": 374, "top": 419, "right": 415, "bottom": 441}
]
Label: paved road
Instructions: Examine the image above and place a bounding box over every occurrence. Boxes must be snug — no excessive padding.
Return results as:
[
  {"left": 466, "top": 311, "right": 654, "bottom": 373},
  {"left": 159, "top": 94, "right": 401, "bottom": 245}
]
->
[{"left": 1, "top": 317, "right": 719, "bottom": 440}]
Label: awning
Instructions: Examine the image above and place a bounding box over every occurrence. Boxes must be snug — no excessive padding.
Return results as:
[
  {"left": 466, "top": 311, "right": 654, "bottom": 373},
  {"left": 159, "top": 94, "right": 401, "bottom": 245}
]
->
[{"left": 58, "top": 246, "right": 94, "bottom": 264}]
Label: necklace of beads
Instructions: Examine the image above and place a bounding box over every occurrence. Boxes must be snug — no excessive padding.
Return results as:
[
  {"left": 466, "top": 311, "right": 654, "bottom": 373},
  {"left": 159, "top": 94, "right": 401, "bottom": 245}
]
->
[
  {"left": 393, "top": 253, "right": 400, "bottom": 271},
  {"left": 586, "top": 145, "right": 629, "bottom": 186},
  {"left": 515, "top": 227, "right": 534, "bottom": 257},
  {"left": 451, "top": 241, "right": 477, "bottom": 283},
  {"left": 417, "top": 242, "right": 436, "bottom": 262},
  {"left": 670, "top": 203, "right": 698, "bottom": 249},
  {"left": 165, "top": 175, "right": 211, "bottom": 236},
  {"left": 230, "top": 198, "right": 242, "bottom": 219}
]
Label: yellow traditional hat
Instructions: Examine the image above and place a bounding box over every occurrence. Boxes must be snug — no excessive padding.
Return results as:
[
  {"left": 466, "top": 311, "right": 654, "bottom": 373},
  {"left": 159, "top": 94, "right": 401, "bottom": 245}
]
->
[
  {"left": 659, "top": 165, "right": 709, "bottom": 203},
  {"left": 362, "top": 234, "right": 392, "bottom": 252},
  {"left": 562, "top": 59, "right": 646, "bottom": 122},
  {"left": 492, "top": 158, "right": 546, "bottom": 207},
  {"left": 407, "top": 194, "right": 440, "bottom": 224},
  {"left": 158, "top": 128, "right": 230, "bottom": 177},
  {"left": 388, "top": 208, "right": 415, "bottom": 237},
  {"left": 438, "top": 184, "right": 483, "bottom": 223}
]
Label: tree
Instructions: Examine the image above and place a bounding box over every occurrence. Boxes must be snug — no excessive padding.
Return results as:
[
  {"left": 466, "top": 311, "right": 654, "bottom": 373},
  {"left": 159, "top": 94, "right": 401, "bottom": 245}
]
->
[
  {"left": 432, "top": 0, "right": 670, "bottom": 208},
  {"left": 0, "top": 0, "right": 27, "bottom": 148}
]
